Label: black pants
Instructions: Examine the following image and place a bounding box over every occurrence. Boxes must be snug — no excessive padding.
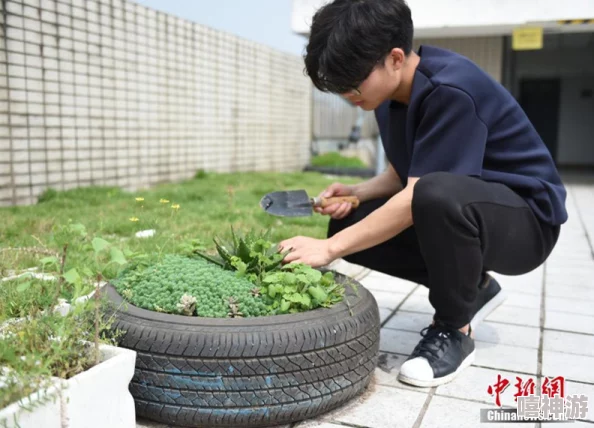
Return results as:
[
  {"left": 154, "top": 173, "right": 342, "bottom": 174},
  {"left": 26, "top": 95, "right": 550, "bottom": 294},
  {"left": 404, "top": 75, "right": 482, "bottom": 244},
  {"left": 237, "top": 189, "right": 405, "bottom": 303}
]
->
[{"left": 328, "top": 172, "right": 560, "bottom": 329}]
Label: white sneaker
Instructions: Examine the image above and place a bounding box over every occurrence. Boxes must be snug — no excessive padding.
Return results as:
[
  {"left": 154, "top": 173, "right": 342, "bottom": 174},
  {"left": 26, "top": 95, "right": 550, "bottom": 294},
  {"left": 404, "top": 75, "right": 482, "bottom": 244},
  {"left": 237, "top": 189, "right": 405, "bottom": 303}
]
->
[{"left": 398, "top": 322, "right": 475, "bottom": 388}]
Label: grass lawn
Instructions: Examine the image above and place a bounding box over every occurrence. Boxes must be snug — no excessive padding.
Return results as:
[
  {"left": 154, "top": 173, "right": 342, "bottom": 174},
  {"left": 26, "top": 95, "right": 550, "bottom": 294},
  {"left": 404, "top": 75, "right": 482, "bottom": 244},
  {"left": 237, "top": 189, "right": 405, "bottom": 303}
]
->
[
  {"left": 0, "top": 171, "right": 367, "bottom": 409},
  {"left": 310, "top": 152, "right": 368, "bottom": 168},
  {"left": 0, "top": 171, "right": 362, "bottom": 285}
]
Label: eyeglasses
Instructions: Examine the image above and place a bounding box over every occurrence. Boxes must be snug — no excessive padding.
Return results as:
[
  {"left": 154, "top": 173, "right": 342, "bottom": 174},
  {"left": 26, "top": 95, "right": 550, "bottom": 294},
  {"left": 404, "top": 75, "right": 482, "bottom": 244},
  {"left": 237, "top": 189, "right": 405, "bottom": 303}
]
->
[
  {"left": 343, "top": 57, "right": 384, "bottom": 97},
  {"left": 345, "top": 87, "right": 362, "bottom": 96}
]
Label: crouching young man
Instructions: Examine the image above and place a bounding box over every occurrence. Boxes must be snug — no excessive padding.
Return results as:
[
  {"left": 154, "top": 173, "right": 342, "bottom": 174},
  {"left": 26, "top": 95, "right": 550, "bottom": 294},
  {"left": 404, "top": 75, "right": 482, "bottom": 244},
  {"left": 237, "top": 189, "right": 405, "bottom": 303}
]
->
[{"left": 278, "top": 0, "right": 567, "bottom": 387}]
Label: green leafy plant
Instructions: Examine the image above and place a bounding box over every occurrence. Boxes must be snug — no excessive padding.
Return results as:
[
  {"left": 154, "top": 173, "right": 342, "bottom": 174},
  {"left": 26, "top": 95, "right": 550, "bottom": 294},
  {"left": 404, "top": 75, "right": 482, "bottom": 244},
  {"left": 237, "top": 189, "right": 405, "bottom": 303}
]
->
[
  {"left": 0, "top": 276, "right": 57, "bottom": 323},
  {"left": 38, "top": 222, "right": 130, "bottom": 303},
  {"left": 258, "top": 264, "right": 345, "bottom": 314},
  {"left": 195, "top": 227, "right": 289, "bottom": 283},
  {"left": 0, "top": 222, "right": 108, "bottom": 322},
  {"left": 190, "top": 227, "right": 348, "bottom": 316}
]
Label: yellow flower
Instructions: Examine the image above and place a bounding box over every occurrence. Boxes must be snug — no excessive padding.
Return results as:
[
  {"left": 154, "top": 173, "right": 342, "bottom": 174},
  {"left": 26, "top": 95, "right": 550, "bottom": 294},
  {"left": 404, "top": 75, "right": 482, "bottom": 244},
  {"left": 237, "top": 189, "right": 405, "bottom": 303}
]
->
[
  {"left": 135, "top": 197, "right": 144, "bottom": 202},
  {"left": 171, "top": 204, "right": 180, "bottom": 210},
  {"left": 160, "top": 199, "right": 170, "bottom": 204},
  {"left": 129, "top": 217, "right": 139, "bottom": 222}
]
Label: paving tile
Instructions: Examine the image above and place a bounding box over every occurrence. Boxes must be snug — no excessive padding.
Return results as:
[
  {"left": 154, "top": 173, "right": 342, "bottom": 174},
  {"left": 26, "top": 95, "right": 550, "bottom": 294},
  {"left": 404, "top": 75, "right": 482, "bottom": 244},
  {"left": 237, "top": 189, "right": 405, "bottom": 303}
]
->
[
  {"left": 547, "top": 250, "right": 594, "bottom": 260},
  {"left": 491, "top": 269, "right": 543, "bottom": 295},
  {"left": 545, "top": 311, "right": 594, "bottom": 335},
  {"left": 414, "top": 286, "right": 430, "bottom": 297},
  {"left": 547, "top": 247, "right": 592, "bottom": 263},
  {"left": 359, "top": 272, "right": 417, "bottom": 294},
  {"left": 379, "top": 328, "right": 421, "bottom": 356},
  {"left": 574, "top": 197, "right": 594, "bottom": 250},
  {"left": 399, "top": 294, "right": 434, "bottom": 314},
  {"left": 474, "top": 322, "right": 540, "bottom": 349},
  {"left": 545, "top": 283, "right": 594, "bottom": 301},
  {"left": 294, "top": 422, "right": 348, "bottom": 428},
  {"left": 328, "top": 258, "right": 370, "bottom": 279},
  {"left": 501, "top": 291, "right": 541, "bottom": 310},
  {"left": 368, "top": 289, "right": 409, "bottom": 310},
  {"left": 546, "top": 267, "right": 594, "bottom": 283},
  {"left": 474, "top": 341, "right": 538, "bottom": 374},
  {"left": 372, "top": 352, "right": 432, "bottom": 393},
  {"left": 383, "top": 311, "right": 433, "bottom": 333},
  {"left": 545, "top": 296, "right": 594, "bottom": 316},
  {"left": 542, "top": 351, "right": 594, "bottom": 383},
  {"left": 332, "top": 384, "right": 428, "bottom": 428},
  {"left": 546, "top": 266, "right": 594, "bottom": 277},
  {"left": 420, "top": 396, "right": 535, "bottom": 428},
  {"left": 568, "top": 422, "right": 594, "bottom": 427},
  {"left": 379, "top": 307, "right": 393, "bottom": 324},
  {"left": 547, "top": 261, "right": 594, "bottom": 272},
  {"left": 294, "top": 393, "right": 362, "bottom": 426},
  {"left": 551, "top": 249, "right": 593, "bottom": 260},
  {"left": 136, "top": 420, "right": 169, "bottom": 428},
  {"left": 136, "top": 417, "right": 289, "bottom": 428},
  {"left": 555, "top": 237, "right": 591, "bottom": 245},
  {"left": 546, "top": 275, "right": 594, "bottom": 289},
  {"left": 362, "top": 270, "right": 399, "bottom": 281},
  {"left": 564, "top": 381, "right": 594, "bottom": 422},
  {"left": 360, "top": 278, "right": 416, "bottom": 294},
  {"left": 543, "top": 330, "right": 594, "bottom": 357},
  {"left": 548, "top": 246, "right": 593, "bottom": 256},
  {"left": 549, "top": 261, "right": 586, "bottom": 277},
  {"left": 485, "top": 305, "right": 541, "bottom": 328},
  {"left": 435, "top": 366, "right": 523, "bottom": 408},
  {"left": 547, "top": 263, "right": 594, "bottom": 275}
]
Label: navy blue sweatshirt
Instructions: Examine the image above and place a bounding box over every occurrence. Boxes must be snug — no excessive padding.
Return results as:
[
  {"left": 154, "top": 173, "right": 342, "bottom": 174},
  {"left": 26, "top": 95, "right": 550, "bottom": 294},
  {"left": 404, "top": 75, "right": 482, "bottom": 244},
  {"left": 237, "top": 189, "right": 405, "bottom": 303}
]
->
[{"left": 375, "top": 45, "right": 568, "bottom": 226}]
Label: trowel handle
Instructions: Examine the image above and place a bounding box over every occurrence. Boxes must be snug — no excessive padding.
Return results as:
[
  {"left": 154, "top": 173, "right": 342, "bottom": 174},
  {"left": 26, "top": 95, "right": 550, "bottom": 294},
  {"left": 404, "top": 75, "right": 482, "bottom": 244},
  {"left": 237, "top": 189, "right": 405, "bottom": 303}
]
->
[{"left": 311, "top": 196, "right": 360, "bottom": 209}]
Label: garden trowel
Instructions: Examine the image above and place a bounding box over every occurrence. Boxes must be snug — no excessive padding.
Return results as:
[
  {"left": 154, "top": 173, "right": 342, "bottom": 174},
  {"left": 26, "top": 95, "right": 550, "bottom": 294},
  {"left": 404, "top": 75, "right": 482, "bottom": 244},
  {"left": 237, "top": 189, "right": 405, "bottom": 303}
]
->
[{"left": 260, "top": 189, "right": 360, "bottom": 217}]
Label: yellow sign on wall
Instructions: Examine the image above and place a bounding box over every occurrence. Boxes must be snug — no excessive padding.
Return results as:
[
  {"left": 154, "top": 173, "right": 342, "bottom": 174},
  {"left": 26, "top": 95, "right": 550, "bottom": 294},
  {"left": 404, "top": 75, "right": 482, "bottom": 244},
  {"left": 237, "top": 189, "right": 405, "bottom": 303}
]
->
[{"left": 512, "top": 27, "right": 544, "bottom": 51}]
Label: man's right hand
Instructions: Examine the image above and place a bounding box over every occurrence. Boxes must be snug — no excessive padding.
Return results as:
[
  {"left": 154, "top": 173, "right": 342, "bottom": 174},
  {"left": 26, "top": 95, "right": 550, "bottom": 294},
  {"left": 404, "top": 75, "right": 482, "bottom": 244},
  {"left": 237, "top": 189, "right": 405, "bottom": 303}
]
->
[{"left": 315, "top": 182, "right": 357, "bottom": 220}]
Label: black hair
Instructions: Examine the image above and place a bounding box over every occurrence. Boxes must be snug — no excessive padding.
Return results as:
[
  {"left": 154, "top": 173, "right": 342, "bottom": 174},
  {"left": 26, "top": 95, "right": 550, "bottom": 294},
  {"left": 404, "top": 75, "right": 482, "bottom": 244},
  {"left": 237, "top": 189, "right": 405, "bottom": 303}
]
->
[{"left": 304, "top": 0, "right": 414, "bottom": 94}]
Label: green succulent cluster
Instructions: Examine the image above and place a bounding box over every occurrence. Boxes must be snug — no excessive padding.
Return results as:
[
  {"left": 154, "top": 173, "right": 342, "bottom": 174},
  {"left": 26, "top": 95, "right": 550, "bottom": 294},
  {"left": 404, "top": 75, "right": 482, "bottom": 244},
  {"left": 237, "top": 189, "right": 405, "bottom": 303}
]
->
[{"left": 112, "top": 255, "right": 268, "bottom": 318}]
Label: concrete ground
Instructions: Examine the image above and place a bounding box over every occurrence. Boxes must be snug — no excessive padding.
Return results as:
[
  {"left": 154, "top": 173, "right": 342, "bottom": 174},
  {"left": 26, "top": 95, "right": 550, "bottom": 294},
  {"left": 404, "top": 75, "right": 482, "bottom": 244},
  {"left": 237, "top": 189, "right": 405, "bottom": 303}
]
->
[{"left": 138, "top": 175, "right": 594, "bottom": 428}]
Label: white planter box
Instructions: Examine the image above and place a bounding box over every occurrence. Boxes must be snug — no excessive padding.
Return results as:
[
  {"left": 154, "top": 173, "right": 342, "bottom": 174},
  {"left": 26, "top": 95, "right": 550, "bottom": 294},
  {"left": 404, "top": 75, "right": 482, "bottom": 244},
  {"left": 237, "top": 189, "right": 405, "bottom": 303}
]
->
[{"left": 0, "top": 344, "right": 137, "bottom": 428}]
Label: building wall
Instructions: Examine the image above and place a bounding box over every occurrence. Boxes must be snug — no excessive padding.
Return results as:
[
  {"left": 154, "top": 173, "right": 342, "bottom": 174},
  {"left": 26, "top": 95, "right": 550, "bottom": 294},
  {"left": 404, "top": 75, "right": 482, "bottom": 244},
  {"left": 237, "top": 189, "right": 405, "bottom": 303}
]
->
[
  {"left": 558, "top": 77, "right": 594, "bottom": 165},
  {"left": 512, "top": 32, "right": 594, "bottom": 166},
  {"left": 414, "top": 36, "right": 503, "bottom": 83},
  {"left": 513, "top": 36, "right": 594, "bottom": 82},
  {"left": 292, "top": 0, "right": 594, "bottom": 37},
  {"left": 0, "top": 0, "right": 312, "bottom": 206}
]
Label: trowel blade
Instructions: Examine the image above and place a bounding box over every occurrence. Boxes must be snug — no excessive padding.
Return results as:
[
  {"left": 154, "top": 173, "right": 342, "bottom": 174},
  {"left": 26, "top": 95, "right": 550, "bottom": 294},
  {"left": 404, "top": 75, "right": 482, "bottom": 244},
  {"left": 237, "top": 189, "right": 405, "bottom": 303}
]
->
[{"left": 259, "top": 190, "right": 313, "bottom": 217}]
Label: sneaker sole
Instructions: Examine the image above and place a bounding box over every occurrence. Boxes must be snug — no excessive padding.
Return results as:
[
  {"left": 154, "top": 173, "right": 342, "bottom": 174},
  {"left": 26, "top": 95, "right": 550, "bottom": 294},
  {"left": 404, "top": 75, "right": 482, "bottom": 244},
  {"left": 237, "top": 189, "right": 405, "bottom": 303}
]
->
[
  {"left": 470, "top": 288, "right": 507, "bottom": 331},
  {"left": 397, "top": 350, "right": 476, "bottom": 388}
]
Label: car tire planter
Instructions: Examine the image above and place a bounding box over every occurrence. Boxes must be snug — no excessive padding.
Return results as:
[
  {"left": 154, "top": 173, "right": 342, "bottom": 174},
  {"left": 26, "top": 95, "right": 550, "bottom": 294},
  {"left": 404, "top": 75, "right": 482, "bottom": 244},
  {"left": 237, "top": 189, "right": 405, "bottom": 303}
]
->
[{"left": 104, "top": 272, "right": 380, "bottom": 428}]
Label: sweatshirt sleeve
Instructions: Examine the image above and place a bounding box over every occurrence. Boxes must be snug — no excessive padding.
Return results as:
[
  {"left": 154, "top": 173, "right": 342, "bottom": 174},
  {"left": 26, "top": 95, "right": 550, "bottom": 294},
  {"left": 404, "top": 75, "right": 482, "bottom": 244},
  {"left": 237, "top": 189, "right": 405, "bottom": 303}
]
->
[{"left": 408, "top": 85, "right": 488, "bottom": 178}]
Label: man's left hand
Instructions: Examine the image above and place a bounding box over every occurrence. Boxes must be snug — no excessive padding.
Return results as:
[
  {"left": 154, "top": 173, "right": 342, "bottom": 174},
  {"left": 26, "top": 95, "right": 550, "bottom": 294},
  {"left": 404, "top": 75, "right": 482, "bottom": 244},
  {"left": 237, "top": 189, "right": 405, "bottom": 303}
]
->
[{"left": 278, "top": 236, "right": 336, "bottom": 268}]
